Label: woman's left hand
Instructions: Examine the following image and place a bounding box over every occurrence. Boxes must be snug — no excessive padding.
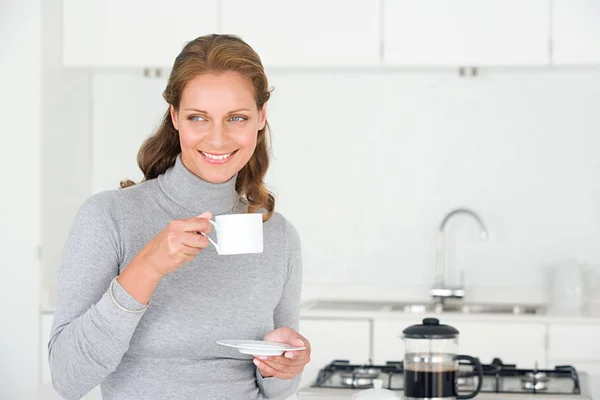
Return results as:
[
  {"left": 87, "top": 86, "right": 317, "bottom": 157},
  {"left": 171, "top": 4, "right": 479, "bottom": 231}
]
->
[{"left": 253, "top": 326, "right": 311, "bottom": 380}]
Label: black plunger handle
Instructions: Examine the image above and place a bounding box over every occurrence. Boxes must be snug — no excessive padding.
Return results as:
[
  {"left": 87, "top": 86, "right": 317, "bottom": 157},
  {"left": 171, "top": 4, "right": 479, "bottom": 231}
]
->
[{"left": 456, "top": 355, "right": 483, "bottom": 400}]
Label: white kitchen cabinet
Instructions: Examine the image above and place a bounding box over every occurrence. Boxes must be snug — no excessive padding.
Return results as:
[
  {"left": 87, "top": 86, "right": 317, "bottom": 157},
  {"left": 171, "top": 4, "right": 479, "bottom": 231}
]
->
[
  {"left": 220, "top": 0, "right": 381, "bottom": 67},
  {"left": 373, "top": 318, "right": 547, "bottom": 368},
  {"left": 446, "top": 319, "right": 547, "bottom": 368},
  {"left": 383, "top": 0, "right": 549, "bottom": 66},
  {"left": 371, "top": 319, "right": 406, "bottom": 364},
  {"left": 298, "top": 318, "right": 371, "bottom": 389},
  {"left": 62, "top": 0, "right": 218, "bottom": 67},
  {"left": 548, "top": 324, "right": 600, "bottom": 361},
  {"left": 552, "top": 0, "right": 600, "bottom": 65}
]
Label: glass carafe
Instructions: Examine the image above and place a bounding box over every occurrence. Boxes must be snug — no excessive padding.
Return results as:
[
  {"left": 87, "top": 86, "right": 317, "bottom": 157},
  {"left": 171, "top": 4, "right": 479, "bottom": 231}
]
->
[{"left": 401, "top": 318, "right": 483, "bottom": 400}]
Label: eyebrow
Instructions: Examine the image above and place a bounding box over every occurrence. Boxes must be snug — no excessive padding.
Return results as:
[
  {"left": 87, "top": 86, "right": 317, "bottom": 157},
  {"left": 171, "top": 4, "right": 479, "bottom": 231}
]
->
[{"left": 184, "top": 108, "right": 251, "bottom": 114}]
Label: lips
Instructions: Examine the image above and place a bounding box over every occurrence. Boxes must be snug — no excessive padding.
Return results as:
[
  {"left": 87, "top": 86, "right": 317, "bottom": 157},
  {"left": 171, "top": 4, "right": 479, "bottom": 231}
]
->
[{"left": 198, "top": 149, "right": 238, "bottom": 164}]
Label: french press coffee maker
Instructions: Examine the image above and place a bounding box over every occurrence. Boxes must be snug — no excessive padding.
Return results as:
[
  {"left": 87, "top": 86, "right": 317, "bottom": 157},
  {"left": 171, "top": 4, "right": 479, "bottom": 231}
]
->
[{"left": 401, "top": 318, "right": 483, "bottom": 400}]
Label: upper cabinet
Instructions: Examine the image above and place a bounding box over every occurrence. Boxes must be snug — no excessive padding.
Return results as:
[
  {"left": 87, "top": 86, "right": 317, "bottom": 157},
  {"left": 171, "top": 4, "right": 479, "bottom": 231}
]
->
[
  {"left": 62, "top": 0, "right": 218, "bottom": 67},
  {"left": 219, "top": 0, "right": 381, "bottom": 67},
  {"left": 62, "top": 1, "right": 600, "bottom": 68},
  {"left": 383, "top": 0, "right": 550, "bottom": 66},
  {"left": 552, "top": 0, "right": 600, "bottom": 65}
]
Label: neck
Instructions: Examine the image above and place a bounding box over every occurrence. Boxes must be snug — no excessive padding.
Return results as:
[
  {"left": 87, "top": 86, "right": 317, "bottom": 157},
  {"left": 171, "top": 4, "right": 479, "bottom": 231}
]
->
[{"left": 157, "top": 154, "right": 241, "bottom": 215}]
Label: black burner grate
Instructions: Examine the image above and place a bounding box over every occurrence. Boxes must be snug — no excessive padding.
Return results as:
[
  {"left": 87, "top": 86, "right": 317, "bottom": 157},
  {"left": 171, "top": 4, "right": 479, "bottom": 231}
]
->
[{"left": 312, "top": 358, "right": 581, "bottom": 395}]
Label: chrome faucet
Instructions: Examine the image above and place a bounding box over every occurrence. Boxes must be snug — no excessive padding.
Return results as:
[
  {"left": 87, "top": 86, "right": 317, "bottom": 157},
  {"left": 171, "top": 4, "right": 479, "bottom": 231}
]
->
[{"left": 431, "top": 208, "right": 488, "bottom": 302}]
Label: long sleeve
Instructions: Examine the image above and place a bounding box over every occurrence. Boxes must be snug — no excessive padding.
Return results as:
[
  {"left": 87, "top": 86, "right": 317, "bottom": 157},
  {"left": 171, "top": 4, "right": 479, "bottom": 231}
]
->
[
  {"left": 256, "top": 219, "right": 304, "bottom": 399},
  {"left": 48, "top": 192, "right": 148, "bottom": 400}
]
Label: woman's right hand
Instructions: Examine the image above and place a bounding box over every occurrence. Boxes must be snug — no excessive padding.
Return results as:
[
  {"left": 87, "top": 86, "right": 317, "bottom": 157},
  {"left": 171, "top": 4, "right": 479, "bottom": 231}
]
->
[{"left": 135, "top": 211, "right": 213, "bottom": 277}]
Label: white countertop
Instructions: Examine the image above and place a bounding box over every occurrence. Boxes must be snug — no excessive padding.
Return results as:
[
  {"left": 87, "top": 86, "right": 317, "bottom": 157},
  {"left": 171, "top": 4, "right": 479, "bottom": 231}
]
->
[{"left": 300, "top": 303, "right": 600, "bottom": 324}]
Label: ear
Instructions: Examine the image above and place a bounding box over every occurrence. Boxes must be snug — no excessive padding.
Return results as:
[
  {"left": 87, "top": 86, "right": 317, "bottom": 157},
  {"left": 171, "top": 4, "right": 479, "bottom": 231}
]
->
[
  {"left": 258, "top": 103, "right": 267, "bottom": 131},
  {"left": 170, "top": 105, "right": 179, "bottom": 130}
]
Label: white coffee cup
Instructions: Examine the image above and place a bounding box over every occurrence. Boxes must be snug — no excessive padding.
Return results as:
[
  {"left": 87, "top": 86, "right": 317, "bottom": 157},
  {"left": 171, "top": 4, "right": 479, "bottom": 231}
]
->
[{"left": 201, "top": 213, "right": 263, "bottom": 255}]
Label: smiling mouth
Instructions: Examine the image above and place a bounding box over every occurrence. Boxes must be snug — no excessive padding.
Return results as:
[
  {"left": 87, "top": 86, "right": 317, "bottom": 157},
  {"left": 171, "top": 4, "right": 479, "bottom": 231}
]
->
[{"left": 198, "top": 149, "right": 239, "bottom": 163}]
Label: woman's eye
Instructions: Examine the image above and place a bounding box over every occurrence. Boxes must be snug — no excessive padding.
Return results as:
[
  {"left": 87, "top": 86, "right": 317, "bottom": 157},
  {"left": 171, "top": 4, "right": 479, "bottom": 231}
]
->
[
  {"left": 189, "top": 115, "right": 206, "bottom": 122},
  {"left": 229, "top": 115, "right": 247, "bottom": 122}
]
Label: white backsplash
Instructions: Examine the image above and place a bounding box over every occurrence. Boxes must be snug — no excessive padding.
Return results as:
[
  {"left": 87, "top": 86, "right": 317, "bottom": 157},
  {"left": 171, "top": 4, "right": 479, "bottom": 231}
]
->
[{"left": 51, "top": 68, "right": 600, "bottom": 306}]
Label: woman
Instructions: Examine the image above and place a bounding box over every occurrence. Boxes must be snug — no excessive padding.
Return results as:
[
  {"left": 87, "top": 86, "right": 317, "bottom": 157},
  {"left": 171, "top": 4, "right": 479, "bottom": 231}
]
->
[{"left": 48, "top": 34, "right": 310, "bottom": 400}]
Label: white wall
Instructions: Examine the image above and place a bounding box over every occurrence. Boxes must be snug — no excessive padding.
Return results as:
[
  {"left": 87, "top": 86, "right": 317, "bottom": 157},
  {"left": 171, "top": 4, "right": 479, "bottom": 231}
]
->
[
  {"left": 266, "top": 69, "right": 600, "bottom": 295},
  {"left": 271, "top": 69, "right": 600, "bottom": 301},
  {"left": 45, "top": 68, "right": 599, "bottom": 307},
  {"left": 0, "top": 0, "right": 42, "bottom": 397}
]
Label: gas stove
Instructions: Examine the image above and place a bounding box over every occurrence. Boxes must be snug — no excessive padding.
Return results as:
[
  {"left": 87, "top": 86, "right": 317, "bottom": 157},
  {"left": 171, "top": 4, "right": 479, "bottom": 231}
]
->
[{"left": 297, "top": 358, "right": 592, "bottom": 399}]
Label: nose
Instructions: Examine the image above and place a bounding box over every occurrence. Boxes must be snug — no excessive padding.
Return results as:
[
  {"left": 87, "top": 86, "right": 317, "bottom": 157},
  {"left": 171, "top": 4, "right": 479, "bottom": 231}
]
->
[{"left": 206, "top": 121, "right": 227, "bottom": 148}]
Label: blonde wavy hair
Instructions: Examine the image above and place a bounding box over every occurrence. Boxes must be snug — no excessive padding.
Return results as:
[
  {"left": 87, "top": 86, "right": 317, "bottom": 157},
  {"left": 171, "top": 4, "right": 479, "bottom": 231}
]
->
[{"left": 121, "top": 34, "right": 275, "bottom": 221}]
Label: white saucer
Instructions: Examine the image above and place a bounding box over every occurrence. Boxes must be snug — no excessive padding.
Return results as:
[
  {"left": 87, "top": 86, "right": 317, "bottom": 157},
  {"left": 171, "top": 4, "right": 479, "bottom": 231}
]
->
[{"left": 216, "top": 339, "right": 306, "bottom": 356}]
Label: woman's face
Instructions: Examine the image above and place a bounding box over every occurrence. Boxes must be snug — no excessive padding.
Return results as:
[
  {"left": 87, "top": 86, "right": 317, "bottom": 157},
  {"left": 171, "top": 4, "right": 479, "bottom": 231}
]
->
[{"left": 171, "top": 71, "right": 266, "bottom": 184}]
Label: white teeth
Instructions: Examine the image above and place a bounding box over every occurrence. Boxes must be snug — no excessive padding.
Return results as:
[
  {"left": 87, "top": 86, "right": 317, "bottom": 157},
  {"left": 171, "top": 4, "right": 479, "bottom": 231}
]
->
[{"left": 201, "top": 151, "right": 232, "bottom": 160}]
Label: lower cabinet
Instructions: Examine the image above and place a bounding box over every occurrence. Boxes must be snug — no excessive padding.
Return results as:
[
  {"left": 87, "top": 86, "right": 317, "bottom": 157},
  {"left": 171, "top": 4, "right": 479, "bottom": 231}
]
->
[
  {"left": 298, "top": 318, "right": 372, "bottom": 389},
  {"left": 371, "top": 319, "right": 405, "bottom": 364},
  {"left": 373, "top": 317, "right": 547, "bottom": 368},
  {"left": 548, "top": 323, "right": 600, "bottom": 361},
  {"left": 548, "top": 322, "right": 600, "bottom": 399},
  {"left": 444, "top": 319, "right": 547, "bottom": 368}
]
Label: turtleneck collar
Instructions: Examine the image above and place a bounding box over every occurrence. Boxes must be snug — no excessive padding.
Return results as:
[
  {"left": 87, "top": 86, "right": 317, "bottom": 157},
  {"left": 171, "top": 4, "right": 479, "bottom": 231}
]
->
[{"left": 157, "top": 154, "right": 241, "bottom": 215}]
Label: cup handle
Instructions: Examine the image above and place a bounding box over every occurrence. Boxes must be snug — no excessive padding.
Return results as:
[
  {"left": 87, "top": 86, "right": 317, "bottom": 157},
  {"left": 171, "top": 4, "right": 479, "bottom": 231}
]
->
[
  {"left": 199, "top": 220, "right": 218, "bottom": 252},
  {"left": 455, "top": 355, "right": 483, "bottom": 400}
]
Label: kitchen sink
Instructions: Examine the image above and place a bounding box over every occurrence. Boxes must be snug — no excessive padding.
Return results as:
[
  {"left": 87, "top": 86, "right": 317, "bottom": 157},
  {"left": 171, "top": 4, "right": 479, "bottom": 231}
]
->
[{"left": 303, "top": 300, "right": 545, "bottom": 315}]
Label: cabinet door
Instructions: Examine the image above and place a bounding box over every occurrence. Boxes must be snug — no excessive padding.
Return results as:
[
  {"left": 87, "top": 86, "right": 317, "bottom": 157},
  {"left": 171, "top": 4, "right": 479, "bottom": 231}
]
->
[
  {"left": 548, "top": 324, "right": 600, "bottom": 361},
  {"left": 299, "top": 318, "right": 371, "bottom": 389},
  {"left": 384, "top": 0, "right": 549, "bottom": 66},
  {"left": 372, "top": 319, "right": 406, "bottom": 365},
  {"left": 62, "top": 0, "right": 218, "bottom": 67},
  {"left": 552, "top": 0, "right": 600, "bottom": 65},
  {"left": 446, "top": 320, "right": 547, "bottom": 368},
  {"left": 373, "top": 318, "right": 547, "bottom": 368},
  {"left": 220, "top": 0, "right": 381, "bottom": 67}
]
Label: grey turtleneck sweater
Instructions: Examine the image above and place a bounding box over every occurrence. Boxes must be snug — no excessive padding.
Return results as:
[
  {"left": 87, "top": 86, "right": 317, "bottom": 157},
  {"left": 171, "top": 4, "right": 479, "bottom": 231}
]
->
[{"left": 48, "top": 156, "right": 303, "bottom": 400}]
